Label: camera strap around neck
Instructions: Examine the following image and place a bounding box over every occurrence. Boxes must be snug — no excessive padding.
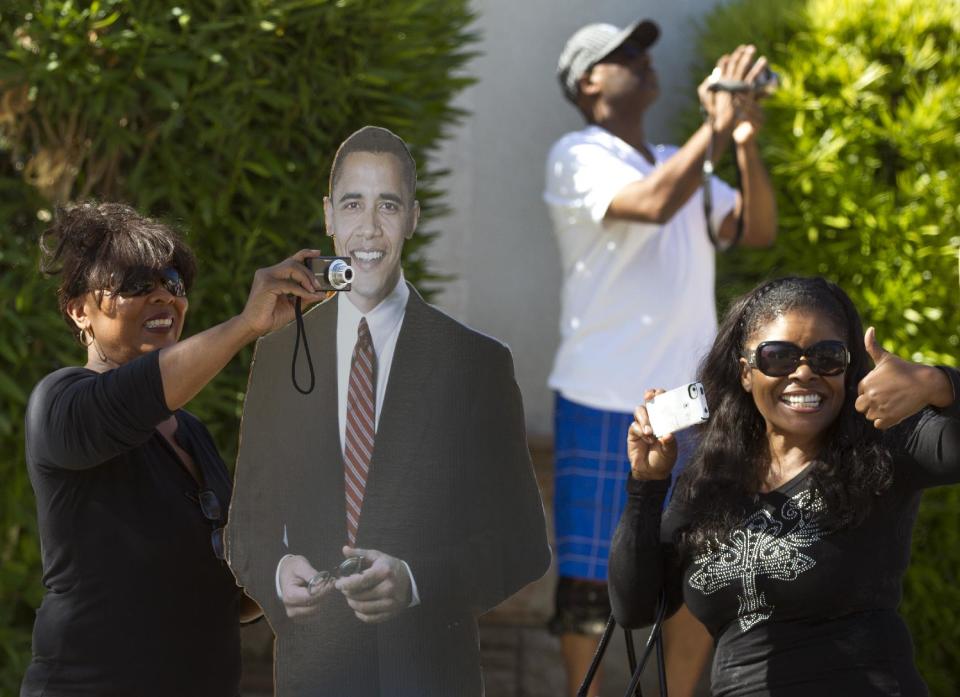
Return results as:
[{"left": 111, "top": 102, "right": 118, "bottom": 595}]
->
[{"left": 702, "top": 113, "right": 745, "bottom": 251}]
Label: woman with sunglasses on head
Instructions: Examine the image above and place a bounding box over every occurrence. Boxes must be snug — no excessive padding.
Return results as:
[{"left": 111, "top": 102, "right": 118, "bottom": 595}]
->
[
  {"left": 21, "top": 202, "right": 327, "bottom": 697},
  {"left": 608, "top": 276, "right": 959, "bottom": 696}
]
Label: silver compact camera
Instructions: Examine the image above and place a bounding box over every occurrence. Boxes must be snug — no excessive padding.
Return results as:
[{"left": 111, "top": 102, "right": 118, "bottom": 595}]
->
[
  {"left": 644, "top": 382, "right": 710, "bottom": 438},
  {"left": 707, "top": 65, "right": 779, "bottom": 96},
  {"left": 308, "top": 256, "right": 353, "bottom": 291}
]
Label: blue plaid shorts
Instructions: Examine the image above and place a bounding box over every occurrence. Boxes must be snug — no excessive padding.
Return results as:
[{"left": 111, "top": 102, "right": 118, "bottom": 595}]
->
[{"left": 553, "top": 393, "right": 695, "bottom": 582}]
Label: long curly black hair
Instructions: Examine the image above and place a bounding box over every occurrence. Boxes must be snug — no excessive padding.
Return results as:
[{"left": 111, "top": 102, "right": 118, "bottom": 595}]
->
[{"left": 672, "top": 277, "right": 892, "bottom": 550}]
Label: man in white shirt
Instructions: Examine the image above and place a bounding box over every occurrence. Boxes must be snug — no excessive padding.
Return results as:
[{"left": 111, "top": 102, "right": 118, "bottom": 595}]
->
[
  {"left": 545, "top": 19, "right": 777, "bottom": 696},
  {"left": 227, "top": 126, "right": 550, "bottom": 696}
]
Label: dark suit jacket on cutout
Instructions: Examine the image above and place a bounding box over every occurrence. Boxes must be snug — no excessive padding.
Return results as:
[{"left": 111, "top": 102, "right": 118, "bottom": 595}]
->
[{"left": 226, "top": 285, "right": 550, "bottom": 696}]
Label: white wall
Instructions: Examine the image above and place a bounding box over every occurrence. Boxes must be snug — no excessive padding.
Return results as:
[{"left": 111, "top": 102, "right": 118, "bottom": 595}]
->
[{"left": 428, "top": 0, "right": 726, "bottom": 436}]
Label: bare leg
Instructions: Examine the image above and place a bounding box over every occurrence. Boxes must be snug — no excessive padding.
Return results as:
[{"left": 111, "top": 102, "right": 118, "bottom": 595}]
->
[
  {"left": 561, "top": 632, "right": 603, "bottom": 697},
  {"left": 662, "top": 604, "right": 712, "bottom": 697}
]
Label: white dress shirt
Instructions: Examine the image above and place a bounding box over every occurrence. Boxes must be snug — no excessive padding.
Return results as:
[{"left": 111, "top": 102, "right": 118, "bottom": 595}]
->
[
  {"left": 335, "top": 274, "right": 408, "bottom": 446},
  {"left": 276, "top": 274, "right": 420, "bottom": 605}
]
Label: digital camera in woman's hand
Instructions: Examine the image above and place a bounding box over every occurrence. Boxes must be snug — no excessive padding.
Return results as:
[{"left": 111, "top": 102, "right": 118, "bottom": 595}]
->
[
  {"left": 644, "top": 382, "right": 710, "bottom": 438},
  {"left": 307, "top": 256, "right": 354, "bottom": 291}
]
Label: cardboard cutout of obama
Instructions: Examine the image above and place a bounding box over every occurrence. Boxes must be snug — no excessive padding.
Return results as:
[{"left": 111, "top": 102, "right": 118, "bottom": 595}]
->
[{"left": 226, "top": 126, "right": 550, "bottom": 696}]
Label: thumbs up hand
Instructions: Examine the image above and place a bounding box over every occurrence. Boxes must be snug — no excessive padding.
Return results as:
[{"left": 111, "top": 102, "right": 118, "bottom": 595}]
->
[{"left": 855, "top": 327, "right": 952, "bottom": 429}]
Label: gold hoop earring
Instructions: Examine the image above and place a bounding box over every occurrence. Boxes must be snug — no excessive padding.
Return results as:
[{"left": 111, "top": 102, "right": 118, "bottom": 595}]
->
[{"left": 80, "top": 327, "right": 108, "bottom": 361}]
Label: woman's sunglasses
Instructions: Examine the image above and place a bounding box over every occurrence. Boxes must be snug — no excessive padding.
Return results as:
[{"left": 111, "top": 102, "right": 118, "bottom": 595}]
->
[
  {"left": 742, "top": 340, "right": 849, "bottom": 377},
  {"left": 115, "top": 267, "right": 187, "bottom": 298}
]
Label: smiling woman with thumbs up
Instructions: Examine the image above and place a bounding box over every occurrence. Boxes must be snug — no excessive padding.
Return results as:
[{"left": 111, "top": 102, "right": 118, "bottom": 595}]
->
[{"left": 609, "top": 276, "right": 958, "bottom": 696}]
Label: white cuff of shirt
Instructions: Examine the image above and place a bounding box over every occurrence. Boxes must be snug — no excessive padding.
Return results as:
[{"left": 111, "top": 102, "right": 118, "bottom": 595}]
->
[
  {"left": 402, "top": 560, "right": 421, "bottom": 608},
  {"left": 276, "top": 554, "right": 294, "bottom": 599},
  {"left": 276, "top": 554, "right": 421, "bottom": 608}
]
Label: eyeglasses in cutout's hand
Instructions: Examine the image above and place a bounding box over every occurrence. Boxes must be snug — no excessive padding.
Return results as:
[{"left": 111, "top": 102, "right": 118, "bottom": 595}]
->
[{"left": 307, "top": 556, "right": 365, "bottom": 592}]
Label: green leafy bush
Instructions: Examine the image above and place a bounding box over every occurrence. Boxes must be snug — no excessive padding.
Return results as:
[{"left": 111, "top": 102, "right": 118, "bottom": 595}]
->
[
  {"left": 0, "top": 1, "right": 475, "bottom": 690},
  {"left": 687, "top": 0, "right": 960, "bottom": 692}
]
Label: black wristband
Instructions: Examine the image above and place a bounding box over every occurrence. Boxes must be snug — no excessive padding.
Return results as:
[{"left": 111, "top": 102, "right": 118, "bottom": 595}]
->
[{"left": 626, "top": 475, "right": 671, "bottom": 498}]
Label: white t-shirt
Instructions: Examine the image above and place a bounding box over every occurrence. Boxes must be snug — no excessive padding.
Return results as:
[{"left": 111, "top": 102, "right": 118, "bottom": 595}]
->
[{"left": 543, "top": 125, "right": 736, "bottom": 413}]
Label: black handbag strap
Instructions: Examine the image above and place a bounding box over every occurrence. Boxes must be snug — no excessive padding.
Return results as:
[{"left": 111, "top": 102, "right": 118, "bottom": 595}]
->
[
  {"left": 622, "top": 591, "right": 669, "bottom": 697},
  {"left": 575, "top": 591, "right": 669, "bottom": 697},
  {"left": 576, "top": 615, "right": 618, "bottom": 697}
]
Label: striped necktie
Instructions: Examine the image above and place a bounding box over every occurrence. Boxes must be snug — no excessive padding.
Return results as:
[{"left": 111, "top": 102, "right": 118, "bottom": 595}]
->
[{"left": 344, "top": 317, "right": 376, "bottom": 546}]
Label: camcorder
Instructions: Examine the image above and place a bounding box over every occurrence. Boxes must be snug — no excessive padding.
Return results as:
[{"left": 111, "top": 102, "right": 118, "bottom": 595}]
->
[
  {"left": 707, "top": 65, "right": 779, "bottom": 96},
  {"left": 308, "top": 256, "right": 354, "bottom": 291}
]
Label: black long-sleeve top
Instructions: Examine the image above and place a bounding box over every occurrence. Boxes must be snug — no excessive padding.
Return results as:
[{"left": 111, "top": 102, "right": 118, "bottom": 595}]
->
[
  {"left": 609, "top": 368, "right": 960, "bottom": 696},
  {"left": 20, "top": 350, "right": 242, "bottom": 697}
]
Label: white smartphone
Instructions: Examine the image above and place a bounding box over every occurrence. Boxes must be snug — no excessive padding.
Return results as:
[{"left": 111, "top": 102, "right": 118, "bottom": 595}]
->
[{"left": 644, "top": 382, "right": 710, "bottom": 438}]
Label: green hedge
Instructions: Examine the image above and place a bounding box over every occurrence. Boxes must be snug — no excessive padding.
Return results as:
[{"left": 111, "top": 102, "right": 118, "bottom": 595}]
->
[
  {"left": 688, "top": 0, "right": 959, "bottom": 692},
  {"left": 0, "top": 1, "right": 475, "bottom": 690}
]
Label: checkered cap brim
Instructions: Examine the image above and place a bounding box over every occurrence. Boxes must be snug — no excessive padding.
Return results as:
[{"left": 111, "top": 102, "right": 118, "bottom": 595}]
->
[{"left": 556, "top": 19, "right": 660, "bottom": 102}]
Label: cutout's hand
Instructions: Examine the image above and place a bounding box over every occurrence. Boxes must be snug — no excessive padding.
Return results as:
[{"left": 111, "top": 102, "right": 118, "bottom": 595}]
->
[
  {"left": 239, "top": 249, "right": 329, "bottom": 337},
  {"left": 335, "top": 546, "right": 412, "bottom": 624},
  {"left": 627, "top": 388, "right": 678, "bottom": 480},
  {"left": 279, "top": 554, "right": 333, "bottom": 619},
  {"left": 855, "top": 327, "right": 934, "bottom": 429}
]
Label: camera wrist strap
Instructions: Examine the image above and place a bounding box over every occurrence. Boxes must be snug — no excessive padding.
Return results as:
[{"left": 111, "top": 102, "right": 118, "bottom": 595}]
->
[
  {"left": 291, "top": 296, "right": 316, "bottom": 394},
  {"left": 702, "top": 114, "right": 745, "bottom": 251}
]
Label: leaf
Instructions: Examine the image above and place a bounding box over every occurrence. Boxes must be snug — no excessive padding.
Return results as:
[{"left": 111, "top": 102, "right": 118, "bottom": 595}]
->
[
  {"left": 0, "top": 370, "right": 25, "bottom": 404},
  {"left": 90, "top": 10, "right": 120, "bottom": 30}
]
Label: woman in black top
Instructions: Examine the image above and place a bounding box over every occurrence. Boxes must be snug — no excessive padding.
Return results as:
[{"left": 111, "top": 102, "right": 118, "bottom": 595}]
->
[
  {"left": 609, "top": 277, "right": 959, "bottom": 696},
  {"left": 21, "top": 202, "right": 328, "bottom": 697}
]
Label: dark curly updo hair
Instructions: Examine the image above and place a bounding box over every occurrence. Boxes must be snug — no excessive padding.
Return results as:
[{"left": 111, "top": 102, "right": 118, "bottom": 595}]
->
[
  {"left": 673, "top": 276, "right": 893, "bottom": 550},
  {"left": 40, "top": 202, "right": 196, "bottom": 341}
]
